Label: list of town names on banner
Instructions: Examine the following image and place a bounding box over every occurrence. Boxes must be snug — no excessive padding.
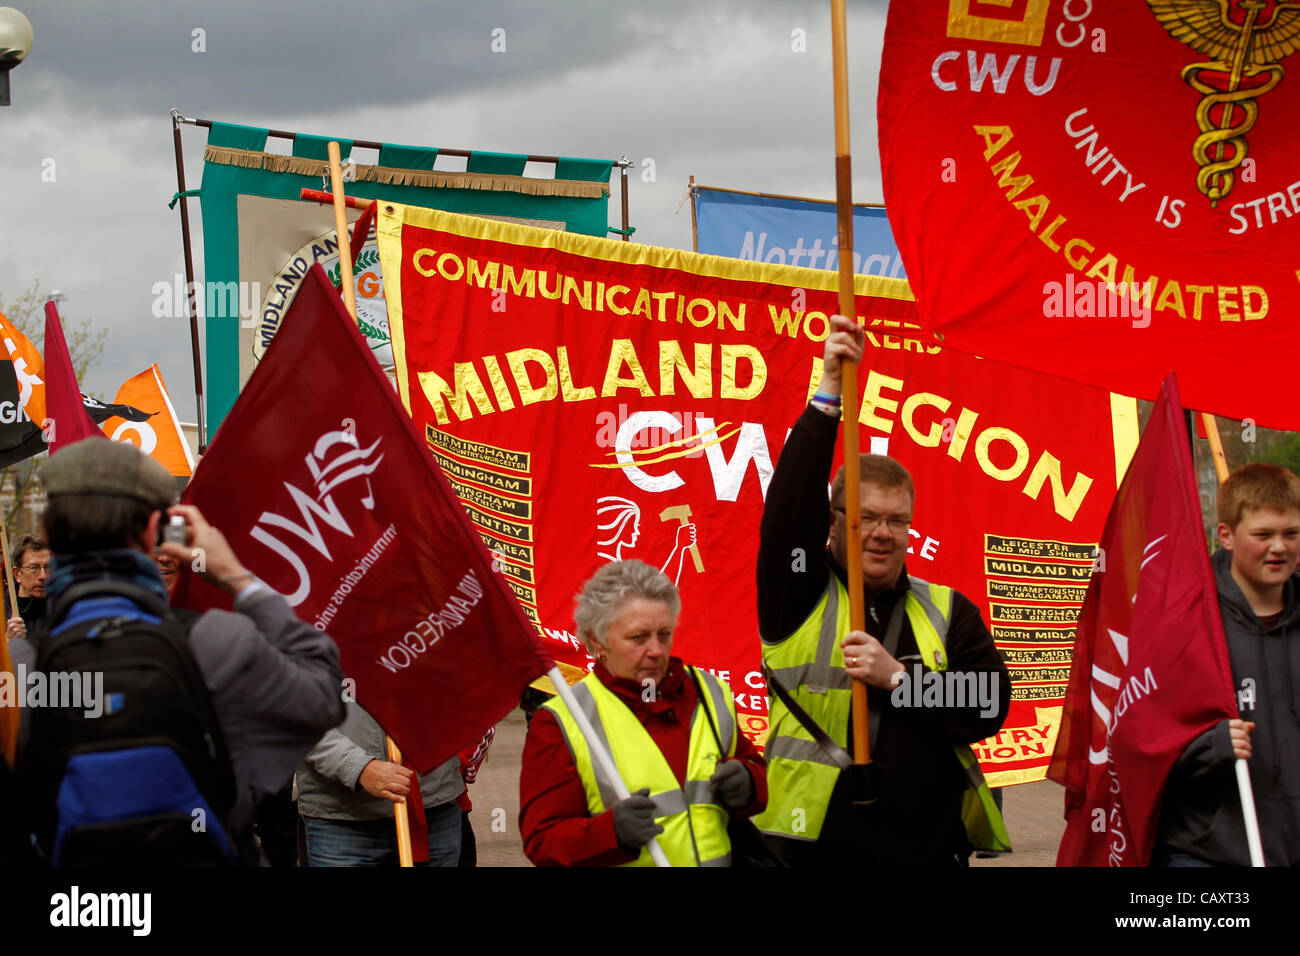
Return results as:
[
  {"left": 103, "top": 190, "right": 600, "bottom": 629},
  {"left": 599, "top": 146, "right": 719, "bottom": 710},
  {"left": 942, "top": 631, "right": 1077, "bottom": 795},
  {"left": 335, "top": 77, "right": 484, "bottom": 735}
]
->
[
  {"left": 986, "top": 534, "right": 1094, "bottom": 694},
  {"left": 980, "top": 533, "right": 1093, "bottom": 769},
  {"left": 427, "top": 427, "right": 542, "bottom": 628}
]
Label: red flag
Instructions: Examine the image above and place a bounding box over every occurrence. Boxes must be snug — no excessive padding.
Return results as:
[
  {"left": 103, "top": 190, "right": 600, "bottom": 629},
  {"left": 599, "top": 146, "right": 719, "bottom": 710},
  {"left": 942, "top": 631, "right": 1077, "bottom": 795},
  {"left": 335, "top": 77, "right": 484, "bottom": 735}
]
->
[
  {"left": 877, "top": 4, "right": 1300, "bottom": 428},
  {"left": 173, "top": 265, "right": 552, "bottom": 773},
  {"left": 1049, "top": 372, "right": 1237, "bottom": 866},
  {"left": 43, "top": 301, "right": 102, "bottom": 453}
]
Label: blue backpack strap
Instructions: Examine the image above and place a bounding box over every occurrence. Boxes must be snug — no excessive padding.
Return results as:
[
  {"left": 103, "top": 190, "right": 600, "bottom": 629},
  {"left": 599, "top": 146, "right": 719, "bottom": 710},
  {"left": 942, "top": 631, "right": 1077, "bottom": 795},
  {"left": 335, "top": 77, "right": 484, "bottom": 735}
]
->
[{"left": 46, "top": 579, "right": 170, "bottom": 631}]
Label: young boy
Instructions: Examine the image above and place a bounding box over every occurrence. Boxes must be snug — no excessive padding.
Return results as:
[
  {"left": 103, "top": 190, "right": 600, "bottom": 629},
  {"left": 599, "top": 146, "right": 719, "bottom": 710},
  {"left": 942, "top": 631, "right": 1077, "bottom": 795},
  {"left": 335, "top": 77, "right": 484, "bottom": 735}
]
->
[{"left": 1154, "top": 463, "right": 1300, "bottom": 866}]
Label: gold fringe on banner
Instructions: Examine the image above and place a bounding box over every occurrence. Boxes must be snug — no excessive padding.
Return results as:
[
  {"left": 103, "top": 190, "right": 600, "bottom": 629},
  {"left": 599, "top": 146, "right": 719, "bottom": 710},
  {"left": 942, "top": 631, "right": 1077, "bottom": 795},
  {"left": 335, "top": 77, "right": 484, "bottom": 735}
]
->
[{"left": 203, "top": 146, "right": 610, "bottom": 198}]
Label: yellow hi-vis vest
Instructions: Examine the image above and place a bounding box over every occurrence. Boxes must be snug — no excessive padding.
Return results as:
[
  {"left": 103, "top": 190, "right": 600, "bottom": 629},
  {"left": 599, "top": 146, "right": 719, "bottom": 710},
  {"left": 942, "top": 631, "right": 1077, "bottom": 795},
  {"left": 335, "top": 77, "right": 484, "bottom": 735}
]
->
[
  {"left": 540, "top": 666, "right": 738, "bottom": 867},
  {"left": 754, "top": 575, "right": 1011, "bottom": 853}
]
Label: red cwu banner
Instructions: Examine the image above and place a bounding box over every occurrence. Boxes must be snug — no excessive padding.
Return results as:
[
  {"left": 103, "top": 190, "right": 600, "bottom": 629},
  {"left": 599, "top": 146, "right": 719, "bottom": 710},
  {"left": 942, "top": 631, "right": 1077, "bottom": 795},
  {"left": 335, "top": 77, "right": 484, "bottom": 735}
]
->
[
  {"left": 879, "top": 1, "right": 1300, "bottom": 428},
  {"left": 379, "top": 205, "right": 1135, "bottom": 785}
]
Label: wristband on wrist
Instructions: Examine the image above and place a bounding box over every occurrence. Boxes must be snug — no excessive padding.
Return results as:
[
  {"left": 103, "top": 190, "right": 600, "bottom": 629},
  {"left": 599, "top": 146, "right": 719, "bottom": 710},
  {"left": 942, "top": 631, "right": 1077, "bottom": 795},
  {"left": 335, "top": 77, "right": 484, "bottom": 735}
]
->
[
  {"left": 811, "top": 390, "right": 842, "bottom": 406},
  {"left": 217, "top": 570, "right": 254, "bottom": 584}
]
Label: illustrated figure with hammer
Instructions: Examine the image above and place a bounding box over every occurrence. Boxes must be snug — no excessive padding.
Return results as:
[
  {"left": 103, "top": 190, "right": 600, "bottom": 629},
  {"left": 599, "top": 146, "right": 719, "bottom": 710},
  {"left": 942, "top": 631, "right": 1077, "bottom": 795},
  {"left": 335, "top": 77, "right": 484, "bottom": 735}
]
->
[{"left": 595, "top": 496, "right": 701, "bottom": 586}]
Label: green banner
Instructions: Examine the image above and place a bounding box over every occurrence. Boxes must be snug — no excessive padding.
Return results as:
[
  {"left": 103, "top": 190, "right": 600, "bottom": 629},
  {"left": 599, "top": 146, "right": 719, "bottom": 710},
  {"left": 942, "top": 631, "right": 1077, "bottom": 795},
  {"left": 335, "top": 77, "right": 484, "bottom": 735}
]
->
[{"left": 197, "top": 122, "right": 614, "bottom": 430}]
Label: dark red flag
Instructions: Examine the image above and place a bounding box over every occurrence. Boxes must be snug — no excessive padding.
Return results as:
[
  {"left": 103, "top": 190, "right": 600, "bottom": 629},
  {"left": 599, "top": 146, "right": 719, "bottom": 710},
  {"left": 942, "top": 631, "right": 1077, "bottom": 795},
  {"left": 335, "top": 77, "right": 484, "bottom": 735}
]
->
[
  {"left": 174, "top": 265, "right": 552, "bottom": 773},
  {"left": 43, "top": 301, "right": 103, "bottom": 454},
  {"left": 1049, "top": 372, "right": 1237, "bottom": 866}
]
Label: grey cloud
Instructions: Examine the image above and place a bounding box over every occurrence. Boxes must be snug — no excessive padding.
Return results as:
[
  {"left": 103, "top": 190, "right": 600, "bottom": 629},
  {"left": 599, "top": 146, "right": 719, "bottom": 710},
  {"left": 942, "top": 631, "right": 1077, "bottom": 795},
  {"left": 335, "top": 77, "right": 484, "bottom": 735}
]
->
[{"left": 0, "top": 0, "right": 890, "bottom": 424}]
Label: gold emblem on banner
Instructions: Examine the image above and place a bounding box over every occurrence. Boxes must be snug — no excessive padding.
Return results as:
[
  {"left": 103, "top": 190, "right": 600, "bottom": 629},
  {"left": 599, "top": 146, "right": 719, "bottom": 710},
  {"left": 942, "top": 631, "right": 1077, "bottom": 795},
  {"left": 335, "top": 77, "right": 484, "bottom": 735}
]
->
[
  {"left": 947, "top": 0, "right": 1051, "bottom": 46},
  {"left": 1148, "top": 0, "right": 1300, "bottom": 205}
]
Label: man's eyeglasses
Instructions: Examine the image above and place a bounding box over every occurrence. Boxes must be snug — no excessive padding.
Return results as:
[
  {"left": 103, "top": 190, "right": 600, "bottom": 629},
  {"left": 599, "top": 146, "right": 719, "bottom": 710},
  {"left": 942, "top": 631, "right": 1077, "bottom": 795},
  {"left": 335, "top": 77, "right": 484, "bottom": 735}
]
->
[
  {"left": 833, "top": 508, "right": 911, "bottom": 534},
  {"left": 20, "top": 563, "right": 50, "bottom": 574}
]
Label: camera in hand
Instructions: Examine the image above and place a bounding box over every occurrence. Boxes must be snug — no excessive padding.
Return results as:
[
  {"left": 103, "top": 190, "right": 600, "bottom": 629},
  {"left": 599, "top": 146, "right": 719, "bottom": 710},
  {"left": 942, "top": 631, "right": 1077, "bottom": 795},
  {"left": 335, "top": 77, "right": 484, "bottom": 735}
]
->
[{"left": 162, "top": 514, "right": 188, "bottom": 545}]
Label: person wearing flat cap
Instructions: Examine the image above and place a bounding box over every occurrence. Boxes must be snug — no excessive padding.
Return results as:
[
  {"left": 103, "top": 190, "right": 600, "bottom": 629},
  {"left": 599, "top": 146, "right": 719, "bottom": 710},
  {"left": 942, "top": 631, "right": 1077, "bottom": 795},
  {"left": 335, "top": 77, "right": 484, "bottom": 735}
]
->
[{"left": 9, "top": 439, "right": 345, "bottom": 862}]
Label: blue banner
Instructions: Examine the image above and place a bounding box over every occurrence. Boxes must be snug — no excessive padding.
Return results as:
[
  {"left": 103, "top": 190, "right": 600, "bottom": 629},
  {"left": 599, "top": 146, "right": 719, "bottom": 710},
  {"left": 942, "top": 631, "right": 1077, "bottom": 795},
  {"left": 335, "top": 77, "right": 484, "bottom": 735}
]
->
[{"left": 693, "top": 186, "right": 906, "bottom": 279}]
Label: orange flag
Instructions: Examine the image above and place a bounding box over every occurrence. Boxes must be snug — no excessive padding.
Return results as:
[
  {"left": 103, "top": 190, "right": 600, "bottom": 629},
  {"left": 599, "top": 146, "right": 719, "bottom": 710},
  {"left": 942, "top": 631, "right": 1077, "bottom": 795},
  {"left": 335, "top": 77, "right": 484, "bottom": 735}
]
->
[
  {"left": 0, "top": 309, "right": 46, "bottom": 427},
  {"left": 100, "top": 365, "right": 195, "bottom": 476}
]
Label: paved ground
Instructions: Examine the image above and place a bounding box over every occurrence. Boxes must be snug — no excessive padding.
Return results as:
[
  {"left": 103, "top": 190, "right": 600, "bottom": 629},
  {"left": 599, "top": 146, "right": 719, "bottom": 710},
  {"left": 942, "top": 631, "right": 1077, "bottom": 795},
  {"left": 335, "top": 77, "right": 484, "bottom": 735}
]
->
[
  {"left": 468, "top": 709, "right": 1066, "bottom": 867},
  {"left": 973, "top": 776, "right": 1065, "bottom": 867}
]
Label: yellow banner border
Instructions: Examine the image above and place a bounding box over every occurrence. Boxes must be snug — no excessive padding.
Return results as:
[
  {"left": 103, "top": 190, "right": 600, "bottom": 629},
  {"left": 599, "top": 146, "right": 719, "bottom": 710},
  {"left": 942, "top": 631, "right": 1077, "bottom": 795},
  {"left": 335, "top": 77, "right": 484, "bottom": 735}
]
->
[{"left": 376, "top": 203, "right": 916, "bottom": 414}]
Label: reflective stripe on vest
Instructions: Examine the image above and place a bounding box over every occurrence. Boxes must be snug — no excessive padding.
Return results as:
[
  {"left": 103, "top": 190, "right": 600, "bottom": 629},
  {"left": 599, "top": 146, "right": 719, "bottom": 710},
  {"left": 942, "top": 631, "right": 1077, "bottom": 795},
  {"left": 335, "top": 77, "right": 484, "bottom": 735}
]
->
[
  {"left": 541, "top": 667, "right": 737, "bottom": 867},
  {"left": 904, "top": 577, "right": 1011, "bottom": 854},
  {"left": 756, "top": 575, "right": 1011, "bottom": 852},
  {"left": 755, "top": 580, "right": 852, "bottom": 841}
]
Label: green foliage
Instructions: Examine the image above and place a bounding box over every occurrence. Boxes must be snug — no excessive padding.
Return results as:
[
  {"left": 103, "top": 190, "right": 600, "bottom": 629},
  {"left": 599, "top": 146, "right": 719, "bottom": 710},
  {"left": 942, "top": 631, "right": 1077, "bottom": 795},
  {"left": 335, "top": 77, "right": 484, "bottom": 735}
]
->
[
  {"left": 326, "top": 248, "right": 379, "bottom": 288},
  {"left": 1255, "top": 432, "right": 1300, "bottom": 475},
  {"left": 357, "top": 318, "right": 388, "bottom": 343}
]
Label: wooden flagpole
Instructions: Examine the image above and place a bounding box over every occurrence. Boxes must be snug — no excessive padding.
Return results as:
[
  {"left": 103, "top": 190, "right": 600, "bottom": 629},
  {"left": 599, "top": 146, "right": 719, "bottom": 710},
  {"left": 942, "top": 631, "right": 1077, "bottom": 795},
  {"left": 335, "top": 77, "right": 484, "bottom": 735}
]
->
[
  {"left": 830, "top": 0, "right": 871, "bottom": 764},
  {"left": 0, "top": 521, "right": 20, "bottom": 767},
  {"left": 0, "top": 523, "right": 18, "bottom": 623},
  {"left": 688, "top": 175, "right": 699, "bottom": 252},
  {"left": 326, "top": 141, "right": 413, "bottom": 868},
  {"left": 384, "top": 736, "right": 415, "bottom": 868},
  {"left": 300, "top": 187, "right": 370, "bottom": 210},
  {"left": 1201, "top": 412, "right": 1229, "bottom": 483},
  {"left": 327, "top": 142, "right": 359, "bottom": 321}
]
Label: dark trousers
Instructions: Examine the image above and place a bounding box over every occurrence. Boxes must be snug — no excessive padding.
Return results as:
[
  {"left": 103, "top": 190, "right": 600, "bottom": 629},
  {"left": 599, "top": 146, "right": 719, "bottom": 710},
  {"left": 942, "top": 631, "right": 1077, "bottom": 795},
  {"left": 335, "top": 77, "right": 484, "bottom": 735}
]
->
[
  {"left": 250, "top": 785, "right": 299, "bottom": 868},
  {"left": 458, "top": 809, "right": 476, "bottom": 867},
  {"left": 765, "top": 771, "right": 968, "bottom": 867}
]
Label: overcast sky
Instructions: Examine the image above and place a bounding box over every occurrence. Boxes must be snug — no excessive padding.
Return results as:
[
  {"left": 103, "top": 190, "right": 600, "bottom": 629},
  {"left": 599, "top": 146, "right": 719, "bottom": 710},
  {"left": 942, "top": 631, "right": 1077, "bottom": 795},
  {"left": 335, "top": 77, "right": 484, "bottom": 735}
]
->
[{"left": 0, "top": 0, "right": 891, "bottom": 425}]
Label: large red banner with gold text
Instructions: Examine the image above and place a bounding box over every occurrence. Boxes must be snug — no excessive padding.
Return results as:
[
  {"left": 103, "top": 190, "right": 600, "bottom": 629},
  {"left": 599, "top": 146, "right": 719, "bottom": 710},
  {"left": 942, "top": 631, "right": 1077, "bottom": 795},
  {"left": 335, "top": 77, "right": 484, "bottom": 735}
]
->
[
  {"left": 378, "top": 205, "right": 1133, "bottom": 785},
  {"left": 880, "top": 1, "right": 1300, "bottom": 428}
]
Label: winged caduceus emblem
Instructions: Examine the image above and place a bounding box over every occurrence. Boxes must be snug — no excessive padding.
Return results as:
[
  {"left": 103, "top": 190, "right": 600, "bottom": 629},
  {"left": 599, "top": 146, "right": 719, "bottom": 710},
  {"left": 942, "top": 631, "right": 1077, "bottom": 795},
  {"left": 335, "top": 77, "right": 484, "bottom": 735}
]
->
[{"left": 1147, "top": 0, "right": 1300, "bottom": 204}]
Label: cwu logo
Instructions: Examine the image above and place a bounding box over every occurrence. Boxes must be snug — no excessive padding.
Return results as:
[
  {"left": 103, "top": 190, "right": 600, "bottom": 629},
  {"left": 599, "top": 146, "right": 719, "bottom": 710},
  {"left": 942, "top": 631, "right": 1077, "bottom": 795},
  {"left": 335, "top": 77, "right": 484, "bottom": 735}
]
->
[{"left": 250, "top": 426, "right": 385, "bottom": 606}]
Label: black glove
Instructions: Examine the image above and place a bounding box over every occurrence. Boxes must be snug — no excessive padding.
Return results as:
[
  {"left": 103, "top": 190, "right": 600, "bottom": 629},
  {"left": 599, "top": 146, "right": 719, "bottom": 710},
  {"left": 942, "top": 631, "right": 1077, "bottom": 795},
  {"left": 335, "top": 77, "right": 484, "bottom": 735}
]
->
[
  {"left": 709, "top": 760, "right": 753, "bottom": 809},
  {"left": 611, "top": 787, "right": 664, "bottom": 851}
]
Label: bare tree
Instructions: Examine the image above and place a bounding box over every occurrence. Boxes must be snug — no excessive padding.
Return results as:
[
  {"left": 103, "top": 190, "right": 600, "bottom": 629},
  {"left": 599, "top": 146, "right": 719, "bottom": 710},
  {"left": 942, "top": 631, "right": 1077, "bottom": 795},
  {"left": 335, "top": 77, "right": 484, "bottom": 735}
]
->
[{"left": 0, "top": 279, "right": 107, "bottom": 533}]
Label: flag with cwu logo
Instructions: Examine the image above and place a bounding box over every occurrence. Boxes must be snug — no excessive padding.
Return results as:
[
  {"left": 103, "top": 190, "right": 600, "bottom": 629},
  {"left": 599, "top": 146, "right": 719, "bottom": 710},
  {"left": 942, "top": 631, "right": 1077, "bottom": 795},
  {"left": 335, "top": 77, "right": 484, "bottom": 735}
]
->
[
  {"left": 173, "top": 265, "right": 552, "bottom": 773},
  {"left": 1049, "top": 372, "right": 1237, "bottom": 865}
]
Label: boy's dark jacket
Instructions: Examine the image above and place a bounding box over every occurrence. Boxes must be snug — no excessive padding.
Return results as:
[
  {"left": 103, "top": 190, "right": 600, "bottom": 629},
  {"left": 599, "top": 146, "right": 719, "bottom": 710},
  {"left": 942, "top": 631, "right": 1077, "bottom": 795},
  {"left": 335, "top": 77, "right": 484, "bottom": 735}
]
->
[{"left": 1156, "top": 548, "right": 1300, "bottom": 866}]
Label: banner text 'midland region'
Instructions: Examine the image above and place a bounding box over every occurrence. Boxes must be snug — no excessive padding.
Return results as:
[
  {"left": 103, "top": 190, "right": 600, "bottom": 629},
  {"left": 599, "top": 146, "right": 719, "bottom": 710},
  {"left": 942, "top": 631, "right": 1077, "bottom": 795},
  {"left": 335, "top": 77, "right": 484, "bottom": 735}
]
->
[
  {"left": 423, "top": 341, "right": 1097, "bottom": 521},
  {"left": 376, "top": 570, "right": 485, "bottom": 672},
  {"left": 418, "top": 338, "right": 766, "bottom": 425}
]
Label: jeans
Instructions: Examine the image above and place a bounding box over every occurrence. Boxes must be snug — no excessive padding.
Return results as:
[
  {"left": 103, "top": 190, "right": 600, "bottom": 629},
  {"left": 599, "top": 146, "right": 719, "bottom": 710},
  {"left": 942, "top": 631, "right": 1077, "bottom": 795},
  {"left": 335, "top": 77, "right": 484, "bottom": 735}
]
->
[{"left": 304, "top": 802, "right": 462, "bottom": 867}]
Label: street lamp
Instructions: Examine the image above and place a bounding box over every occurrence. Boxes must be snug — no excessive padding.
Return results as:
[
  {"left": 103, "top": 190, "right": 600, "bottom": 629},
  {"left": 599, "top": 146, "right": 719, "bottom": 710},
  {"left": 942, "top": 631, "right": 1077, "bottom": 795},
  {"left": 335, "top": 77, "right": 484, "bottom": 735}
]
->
[{"left": 0, "top": 7, "right": 34, "bottom": 108}]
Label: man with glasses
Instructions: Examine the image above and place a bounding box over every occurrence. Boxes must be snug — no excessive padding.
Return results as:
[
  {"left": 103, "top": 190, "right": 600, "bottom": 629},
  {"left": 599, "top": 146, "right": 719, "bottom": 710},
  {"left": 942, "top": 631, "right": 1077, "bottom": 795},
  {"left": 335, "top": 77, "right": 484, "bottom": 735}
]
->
[
  {"left": 5, "top": 533, "right": 50, "bottom": 644},
  {"left": 754, "top": 313, "right": 1010, "bottom": 866}
]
